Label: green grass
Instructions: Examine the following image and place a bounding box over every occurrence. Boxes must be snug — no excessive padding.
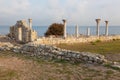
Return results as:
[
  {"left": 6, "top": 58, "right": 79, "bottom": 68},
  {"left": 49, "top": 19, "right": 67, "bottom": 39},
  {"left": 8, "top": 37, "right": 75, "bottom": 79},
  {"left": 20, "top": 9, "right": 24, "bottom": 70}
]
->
[
  {"left": 56, "top": 39, "right": 120, "bottom": 54},
  {"left": 0, "top": 68, "right": 17, "bottom": 80}
]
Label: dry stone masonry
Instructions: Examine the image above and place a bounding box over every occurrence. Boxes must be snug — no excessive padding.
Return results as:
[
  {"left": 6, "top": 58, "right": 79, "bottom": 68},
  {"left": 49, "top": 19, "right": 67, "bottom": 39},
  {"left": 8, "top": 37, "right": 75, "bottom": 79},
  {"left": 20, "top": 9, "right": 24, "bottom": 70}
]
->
[
  {"left": 0, "top": 40, "right": 120, "bottom": 68},
  {"left": 19, "top": 42, "right": 107, "bottom": 64}
]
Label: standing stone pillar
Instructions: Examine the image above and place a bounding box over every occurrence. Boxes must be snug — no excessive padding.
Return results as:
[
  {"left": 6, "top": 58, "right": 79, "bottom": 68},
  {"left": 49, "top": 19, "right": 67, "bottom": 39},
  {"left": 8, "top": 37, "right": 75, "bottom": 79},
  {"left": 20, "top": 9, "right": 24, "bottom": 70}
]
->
[
  {"left": 75, "top": 25, "right": 79, "bottom": 38},
  {"left": 62, "top": 19, "right": 67, "bottom": 38},
  {"left": 105, "top": 21, "right": 109, "bottom": 36},
  {"left": 96, "top": 19, "right": 101, "bottom": 36},
  {"left": 87, "top": 27, "right": 90, "bottom": 36},
  {"left": 28, "top": 19, "right": 32, "bottom": 29},
  {"left": 17, "top": 27, "right": 22, "bottom": 41}
]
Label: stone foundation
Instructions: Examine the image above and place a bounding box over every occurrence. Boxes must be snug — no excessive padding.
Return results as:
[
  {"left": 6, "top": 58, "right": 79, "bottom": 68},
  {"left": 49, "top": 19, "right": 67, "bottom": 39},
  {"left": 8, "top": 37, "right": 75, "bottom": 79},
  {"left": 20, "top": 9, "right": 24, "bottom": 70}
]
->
[{"left": 34, "top": 35, "right": 120, "bottom": 45}]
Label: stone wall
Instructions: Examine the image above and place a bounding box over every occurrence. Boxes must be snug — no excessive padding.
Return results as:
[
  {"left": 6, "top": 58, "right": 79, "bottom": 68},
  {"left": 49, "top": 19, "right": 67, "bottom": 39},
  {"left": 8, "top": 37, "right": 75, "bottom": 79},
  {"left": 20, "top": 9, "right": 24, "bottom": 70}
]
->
[
  {"left": 0, "top": 41, "right": 120, "bottom": 69},
  {"left": 19, "top": 43, "right": 107, "bottom": 64},
  {"left": 35, "top": 35, "right": 120, "bottom": 45}
]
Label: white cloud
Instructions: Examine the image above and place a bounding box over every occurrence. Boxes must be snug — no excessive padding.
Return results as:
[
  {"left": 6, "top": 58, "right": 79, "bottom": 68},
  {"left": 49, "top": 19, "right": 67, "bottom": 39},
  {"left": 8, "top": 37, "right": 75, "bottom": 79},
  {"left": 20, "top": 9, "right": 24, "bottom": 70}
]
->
[
  {"left": 0, "top": 0, "right": 31, "bottom": 24},
  {"left": 0, "top": 0, "right": 30, "bottom": 15},
  {"left": 0, "top": 0, "right": 120, "bottom": 26}
]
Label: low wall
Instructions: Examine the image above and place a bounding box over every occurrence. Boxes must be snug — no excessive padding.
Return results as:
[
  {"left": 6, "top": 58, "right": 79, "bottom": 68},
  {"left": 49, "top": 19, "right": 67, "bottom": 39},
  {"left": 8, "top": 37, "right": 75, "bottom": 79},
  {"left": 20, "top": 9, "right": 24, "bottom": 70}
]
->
[
  {"left": 34, "top": 35, "right": 120, "bottom": 45},
  {"left": 20, "top": 43, "right": 107, "bottom": 64}
]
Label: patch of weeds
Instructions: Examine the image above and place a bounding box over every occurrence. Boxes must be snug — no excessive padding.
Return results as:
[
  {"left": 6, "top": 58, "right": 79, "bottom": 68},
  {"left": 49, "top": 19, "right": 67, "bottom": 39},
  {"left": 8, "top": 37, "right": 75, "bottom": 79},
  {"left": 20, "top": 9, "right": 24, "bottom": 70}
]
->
[
  {"left": 0, "top": 68, "right": 17, "bottom": 80},
  {"left": 104, "top": 63, "right": 120, "bottom": 71},
  {"left": 87, "top": 68, "right": 99, "bottom": 72},
  {"left": 113, "top": 39, "right": 116, "bottom": 41},
  {"left": 48, "top": 78, "right": 54, "bottom": 80},
  {"left": 11, "top": 52, "right": 46, "bottom": 64},
  {"left": 72, "top": 62, "right": 81, "bottom": 65},
  {"left": 55, "top": 68, "right": 63, "bottom": 74},
  {"left": 110, "top": 66, "right": 120, "bottom": 71},
  {"left": 83, "top": 77, "right": 93, "bottom": 80},
  {"left": 55, "top": 68, "right": 72, "bottom": 74},
  {"left": 90, "top": 40, "right": 101, "bottom": 45},
  {"left": 90, "top": 42, "right": 96, "bottom": 45},
  {"left": 54, "top": 59, "right": 68, "bottom": 64},
  {"left": 105, "top": 70, "right": 114, "bottom": 75},
  {"left": 95, "top": 40, "right": 101, "bottom": 43}
]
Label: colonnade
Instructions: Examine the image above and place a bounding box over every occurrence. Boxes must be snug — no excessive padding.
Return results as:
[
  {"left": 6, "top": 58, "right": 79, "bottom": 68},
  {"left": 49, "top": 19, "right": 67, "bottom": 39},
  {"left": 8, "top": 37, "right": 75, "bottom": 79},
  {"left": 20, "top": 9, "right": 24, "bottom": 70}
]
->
[{"left": 62, "top": 19, "right": 109, "bottom": 38}]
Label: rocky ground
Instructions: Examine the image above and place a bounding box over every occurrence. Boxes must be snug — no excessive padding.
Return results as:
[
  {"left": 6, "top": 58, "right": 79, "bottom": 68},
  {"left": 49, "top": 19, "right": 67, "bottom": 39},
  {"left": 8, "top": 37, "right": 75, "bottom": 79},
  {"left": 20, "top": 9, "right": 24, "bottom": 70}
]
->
[
  {"left": 0, "top": 35, "right": 120, "bottom": 80},
  {"left": 0, "top": 51, "right": 120, "bottom": 80}
]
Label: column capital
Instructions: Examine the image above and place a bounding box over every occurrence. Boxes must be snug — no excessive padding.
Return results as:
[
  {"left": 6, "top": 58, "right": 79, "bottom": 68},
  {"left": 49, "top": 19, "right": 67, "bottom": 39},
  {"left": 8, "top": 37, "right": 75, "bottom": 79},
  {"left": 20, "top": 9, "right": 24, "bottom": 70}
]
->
[
  {"left": 96, "top": 19, "right": 101, "bottom": 23},
  {"left": 28, "top": 18, "right": 32, "bottom": 22},
  {"left": 105, "top": 21, "right": 109, "bottom": 24},
  {"left": 62, "top": 19, "right": 67, "bottom": 23}
]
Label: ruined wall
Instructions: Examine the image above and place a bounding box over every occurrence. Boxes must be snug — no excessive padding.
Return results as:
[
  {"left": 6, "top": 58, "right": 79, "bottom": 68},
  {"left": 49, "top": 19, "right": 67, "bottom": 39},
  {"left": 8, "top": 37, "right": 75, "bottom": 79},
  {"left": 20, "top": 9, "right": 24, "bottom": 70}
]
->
[
  {"left": 9, "top": 19, "right": 37, "bottom": 43},
  {"left": 20, "top": 43, "right": 107, "bottom": 64},
  {"left": 35, "top": 35, "right": 120, "bottom": 45}
]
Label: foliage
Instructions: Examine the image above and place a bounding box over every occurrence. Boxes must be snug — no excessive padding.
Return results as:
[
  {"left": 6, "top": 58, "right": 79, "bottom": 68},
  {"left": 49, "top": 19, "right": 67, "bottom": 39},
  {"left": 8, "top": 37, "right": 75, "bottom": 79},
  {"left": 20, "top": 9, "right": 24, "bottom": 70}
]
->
[{"left": 45, "top": 23, "right": 64, "bottom": 37}]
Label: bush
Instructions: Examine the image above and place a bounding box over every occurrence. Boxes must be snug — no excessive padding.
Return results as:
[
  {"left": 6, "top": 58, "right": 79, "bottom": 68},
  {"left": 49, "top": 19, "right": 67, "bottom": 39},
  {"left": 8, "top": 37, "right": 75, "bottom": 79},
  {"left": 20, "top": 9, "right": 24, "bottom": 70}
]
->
[
  {"left": 45, "top": 23, "right": 64, "bottom": 37},
  {"left": 95, "top": 40, "right": 101, "bottom": 43}
]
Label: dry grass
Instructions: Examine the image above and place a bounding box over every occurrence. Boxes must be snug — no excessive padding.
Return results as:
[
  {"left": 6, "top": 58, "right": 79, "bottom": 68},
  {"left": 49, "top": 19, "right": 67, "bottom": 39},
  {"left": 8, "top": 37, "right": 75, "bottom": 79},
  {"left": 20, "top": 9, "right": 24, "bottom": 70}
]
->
[
  {"left": 0, "top": 51, "right": 120, "bottom": 80},
  {"left": 56, "top": 39, "right": 120, "bottom": 54},
  {"left": 56, "top": 39, "right": 120, "bottom": 62}
]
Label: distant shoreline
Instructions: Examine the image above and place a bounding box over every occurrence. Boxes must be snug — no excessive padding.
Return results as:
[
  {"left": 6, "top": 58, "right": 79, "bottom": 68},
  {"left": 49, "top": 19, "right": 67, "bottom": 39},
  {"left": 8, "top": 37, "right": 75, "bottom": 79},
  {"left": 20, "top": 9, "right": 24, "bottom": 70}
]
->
[{"left": 0, "top": 26, "right": 120, "bottom": 36}]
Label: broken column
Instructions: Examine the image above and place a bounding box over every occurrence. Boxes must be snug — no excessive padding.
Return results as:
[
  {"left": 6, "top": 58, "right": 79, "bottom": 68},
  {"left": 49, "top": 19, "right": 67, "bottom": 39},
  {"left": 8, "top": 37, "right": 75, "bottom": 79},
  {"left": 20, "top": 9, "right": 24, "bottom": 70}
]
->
[
  {"left": 75, "top": 25, "right": 79, "bottom": 38},
  {"left": 17, "top": 27, "right": 22, "bottom": 41},
  {"left": 62, "top": 19, "right": 67, "bottom": 38},
  {"left": 28, "top": 18, "right": 32, "bottom": 28},
  {"left": 105, "top": 21, "right": 109, "bottom": 36},
  {"left": 96, "top": 19, "right": 101, "bottom": 36}
]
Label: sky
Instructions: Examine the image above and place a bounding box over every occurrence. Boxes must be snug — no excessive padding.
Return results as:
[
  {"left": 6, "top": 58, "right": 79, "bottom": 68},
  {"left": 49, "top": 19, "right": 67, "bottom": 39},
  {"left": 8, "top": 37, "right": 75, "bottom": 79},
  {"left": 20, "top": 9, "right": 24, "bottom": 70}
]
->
[{"left": 0, "top": 0, "right": 120, "bottom": 26}]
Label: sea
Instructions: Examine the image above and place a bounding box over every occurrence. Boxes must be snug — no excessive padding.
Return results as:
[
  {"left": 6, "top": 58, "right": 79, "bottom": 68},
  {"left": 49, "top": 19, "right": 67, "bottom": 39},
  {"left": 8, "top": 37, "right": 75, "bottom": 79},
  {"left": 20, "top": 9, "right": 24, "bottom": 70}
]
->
[{"left": 0, "top": 26, "right": 120, "bottom": 36}]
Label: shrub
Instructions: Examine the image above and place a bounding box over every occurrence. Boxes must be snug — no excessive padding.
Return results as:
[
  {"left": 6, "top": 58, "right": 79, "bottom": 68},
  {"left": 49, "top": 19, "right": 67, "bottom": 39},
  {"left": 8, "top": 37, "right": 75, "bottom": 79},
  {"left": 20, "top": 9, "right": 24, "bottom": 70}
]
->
[
  {"left": 95, "top": 40, "right": 101, "bottom": 43},
  {"left": 45, "top": 23, "right": 64, "bottom": 37}
]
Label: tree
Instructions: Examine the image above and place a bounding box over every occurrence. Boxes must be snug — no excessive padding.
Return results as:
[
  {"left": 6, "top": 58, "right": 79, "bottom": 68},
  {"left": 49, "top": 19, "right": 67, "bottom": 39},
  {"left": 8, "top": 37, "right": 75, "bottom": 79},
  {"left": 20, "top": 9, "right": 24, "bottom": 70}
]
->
[{"left": 45, "top": 23, "right": 64, "bottom": 37}]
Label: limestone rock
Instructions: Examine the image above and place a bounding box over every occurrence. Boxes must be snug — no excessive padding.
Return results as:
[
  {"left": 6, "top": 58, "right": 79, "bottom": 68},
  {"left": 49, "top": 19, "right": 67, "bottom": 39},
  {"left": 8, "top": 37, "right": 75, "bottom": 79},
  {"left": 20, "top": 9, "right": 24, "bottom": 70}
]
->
[{"left": 20, "top": 42, "right": 107, "bottom": 64}]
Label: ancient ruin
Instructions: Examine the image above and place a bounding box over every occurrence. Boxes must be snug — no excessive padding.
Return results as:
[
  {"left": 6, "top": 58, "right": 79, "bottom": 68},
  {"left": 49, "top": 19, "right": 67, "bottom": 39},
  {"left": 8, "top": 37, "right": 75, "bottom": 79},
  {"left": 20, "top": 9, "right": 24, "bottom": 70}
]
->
[
  {"left": 62, "top": 19, "right": 67, "bottom": 38},
  {"left": 105, "top": 21, "right": 109, "bottom": 36},
  {"left": 96, "top": 19, "right": 101, "bottom": 36},
  {"left": 9, "top": 19, "right": 37, "bottom": 43},
  {"left": 75, "top": 25, "right": 79, "bottom": 38},
  {"left": 87, "top": 27, "right": 90, "bottom": 36}
]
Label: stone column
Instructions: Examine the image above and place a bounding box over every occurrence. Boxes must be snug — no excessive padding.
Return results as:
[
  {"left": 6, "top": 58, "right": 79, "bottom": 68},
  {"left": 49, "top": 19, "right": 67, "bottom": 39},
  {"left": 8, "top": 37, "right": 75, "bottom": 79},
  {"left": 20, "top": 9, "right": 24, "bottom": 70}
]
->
[
  {"left": 105, "top": 21, "right": 109, "bottom": 36},
  {"left": 75, "top": 25, "right": 79, "bottom": 38},
  {"left": 62, "top": 19, "right": 67, "bottom": 38},
  {"left": 17, "top": 27, "right": 22, "bottom": 41},
  {"left": 96, "top": 19, "right": 101, "bottom": 36},
  {"left": 28, "top": 19, "right": 32, "bottom": 28},
  {"left": 87, "top": 27, "right": 90, "bottom": 36}
]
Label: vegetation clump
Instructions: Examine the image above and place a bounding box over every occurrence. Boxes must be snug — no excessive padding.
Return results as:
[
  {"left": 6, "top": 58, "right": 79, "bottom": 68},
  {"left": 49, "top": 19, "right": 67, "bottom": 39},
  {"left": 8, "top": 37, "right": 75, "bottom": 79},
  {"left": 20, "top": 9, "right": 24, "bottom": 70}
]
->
[
  {"left": 90, "top": 40, "right": 101, "bottom": 45},
  {"left": 45, "top": 23, "right": 64, "bottom": 37}
]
